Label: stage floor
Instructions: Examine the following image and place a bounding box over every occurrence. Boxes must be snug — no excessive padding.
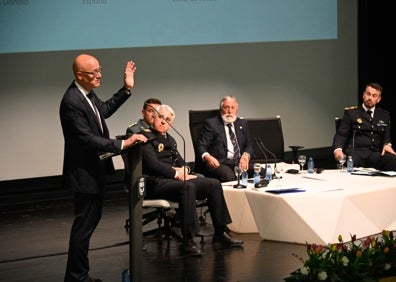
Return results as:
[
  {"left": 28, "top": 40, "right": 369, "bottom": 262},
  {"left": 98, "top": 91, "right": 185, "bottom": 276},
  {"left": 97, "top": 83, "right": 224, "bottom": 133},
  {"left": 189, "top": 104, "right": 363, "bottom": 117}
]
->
[{"left": 0, "top": 193, "right": 306, "bottom": 282}]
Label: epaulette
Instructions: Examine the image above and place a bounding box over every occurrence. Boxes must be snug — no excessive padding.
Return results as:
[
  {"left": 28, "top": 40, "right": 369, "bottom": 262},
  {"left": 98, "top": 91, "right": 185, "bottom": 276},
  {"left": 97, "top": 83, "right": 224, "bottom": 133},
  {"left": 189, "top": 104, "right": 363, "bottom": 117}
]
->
[
  {"left": 376, "top": 107, "right": 390, "bottom": 114},
  {"left": 141, "top": 127, "right": 152, "bottom": 132},
  {"left": 344, "top": 106, "right": 357, "bottom": 110},
  {"left": 128, "top": 122, "right": 137, "bottom": 128}
]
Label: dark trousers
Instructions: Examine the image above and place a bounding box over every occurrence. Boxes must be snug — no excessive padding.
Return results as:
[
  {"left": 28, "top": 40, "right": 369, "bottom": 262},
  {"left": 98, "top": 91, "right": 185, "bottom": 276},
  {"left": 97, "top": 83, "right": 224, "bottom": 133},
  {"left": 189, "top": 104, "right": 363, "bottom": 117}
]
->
[
  {"left": 202, "top": 159, "right": 236, "bottom": 182},
  {"left": 146, "top": 177, "right": 232, "bottom": 236},
  {"left": 64, "top": 192, "right": 104, "bottom": 282},
  {"left": 346, "top": 148, "right": 396, "bottom": 170}
]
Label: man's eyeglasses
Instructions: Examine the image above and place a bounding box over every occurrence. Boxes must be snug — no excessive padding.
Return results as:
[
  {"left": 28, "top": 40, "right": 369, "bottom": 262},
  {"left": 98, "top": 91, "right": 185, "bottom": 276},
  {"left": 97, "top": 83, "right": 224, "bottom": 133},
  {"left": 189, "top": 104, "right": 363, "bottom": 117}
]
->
[{"left": 79, "top": 67, "right": 103, "bottom": 76}]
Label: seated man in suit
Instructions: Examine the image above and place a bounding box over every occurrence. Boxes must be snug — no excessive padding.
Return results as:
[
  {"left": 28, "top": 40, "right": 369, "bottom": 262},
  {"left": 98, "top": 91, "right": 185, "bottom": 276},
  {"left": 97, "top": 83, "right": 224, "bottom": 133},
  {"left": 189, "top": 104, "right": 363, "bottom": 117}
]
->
[
  {"left": 196, "top": 96, "right": 254, "bottom": 182},
  {"left": 332, "top": 82, "right": 396, "bottom": 170},
  {"left": 139, "top": 104, "right": 243, "bottom": 255}
]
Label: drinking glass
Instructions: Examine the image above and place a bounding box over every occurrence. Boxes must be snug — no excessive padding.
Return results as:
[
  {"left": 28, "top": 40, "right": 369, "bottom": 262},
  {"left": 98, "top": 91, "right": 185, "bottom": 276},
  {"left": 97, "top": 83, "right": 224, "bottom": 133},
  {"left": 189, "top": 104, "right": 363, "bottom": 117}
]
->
[
  {"left": 234, "top": 166, "right": 241, "bottom": 180},
  {"left": 253, "top": 163, "right": 261, "bottom": 175},
  {"left": 298, "top": 155, "right": 306, "bottom": 174},
  {"left": 338, "top": 154, "right": 346, "bottom": 172},
  {"left": 274, "top": 166, "right": 282, "bottom": 186}
]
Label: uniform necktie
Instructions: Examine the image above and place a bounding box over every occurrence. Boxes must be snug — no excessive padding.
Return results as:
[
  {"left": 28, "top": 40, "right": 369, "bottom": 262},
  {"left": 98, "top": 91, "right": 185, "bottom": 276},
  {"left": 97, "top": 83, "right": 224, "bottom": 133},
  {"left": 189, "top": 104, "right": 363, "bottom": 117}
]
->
[
  {"left": 366, "top": 110, "right": 372, "bottom": 117},
  {"left": 227, "top": 123, "right": 240, "bottom": 161},
  {"left": 87, "top": 92, "right": 103, "bottom": 132}
]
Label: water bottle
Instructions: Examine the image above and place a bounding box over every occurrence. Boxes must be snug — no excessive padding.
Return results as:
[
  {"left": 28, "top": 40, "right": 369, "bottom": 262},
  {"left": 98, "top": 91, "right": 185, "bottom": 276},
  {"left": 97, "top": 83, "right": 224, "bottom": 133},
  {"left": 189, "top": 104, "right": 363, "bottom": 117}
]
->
[
  {"left": 265, "top": 165, "right": 272, "bottom": 181},
  {"left": 253, "top": 171, "right": 260, "bottom": 185},
  {"left": 122, "top": 269, "right": 130, "bottom": 282},
  {"left": 241, "top": 170, "right": 248, "bottom": 187},
  {"left": 347, "top": 156, "right": 353, "bottom": 172},
  {"left": 307, "top": 157, "right": 314, "bottom": 173}
]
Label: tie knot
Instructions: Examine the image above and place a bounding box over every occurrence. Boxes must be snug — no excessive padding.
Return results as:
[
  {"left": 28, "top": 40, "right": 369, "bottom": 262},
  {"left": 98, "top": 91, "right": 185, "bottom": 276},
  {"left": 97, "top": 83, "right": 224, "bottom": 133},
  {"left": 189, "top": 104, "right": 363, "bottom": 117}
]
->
[{"left": 367, "top": 110, "right": 372, "bottom": 116}]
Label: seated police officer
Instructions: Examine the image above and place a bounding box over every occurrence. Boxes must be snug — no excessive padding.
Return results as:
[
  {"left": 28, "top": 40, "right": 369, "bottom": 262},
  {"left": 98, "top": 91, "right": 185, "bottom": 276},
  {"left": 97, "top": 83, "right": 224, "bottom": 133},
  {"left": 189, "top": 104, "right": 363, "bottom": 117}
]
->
[{"left": 139, "top": 104, "right": 243, "bottom": 255}]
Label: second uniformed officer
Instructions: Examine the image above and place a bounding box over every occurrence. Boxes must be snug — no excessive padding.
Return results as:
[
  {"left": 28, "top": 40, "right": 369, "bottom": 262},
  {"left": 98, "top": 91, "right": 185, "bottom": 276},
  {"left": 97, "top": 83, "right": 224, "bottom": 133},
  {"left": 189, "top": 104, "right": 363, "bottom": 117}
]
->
[{"left": 332, "top": 82, "right": 396, "bottom": 170}]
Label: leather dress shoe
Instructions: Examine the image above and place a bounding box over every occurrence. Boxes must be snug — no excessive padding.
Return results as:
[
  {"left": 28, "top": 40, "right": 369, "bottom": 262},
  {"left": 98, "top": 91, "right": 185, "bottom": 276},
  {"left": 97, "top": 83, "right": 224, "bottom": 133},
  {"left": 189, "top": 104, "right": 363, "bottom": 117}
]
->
[
  {"left": 212, "top": 232, "right": 243, "bottom": 247},
  {"left": 181, "top": 239, "right": 202, "bottom": 256}
]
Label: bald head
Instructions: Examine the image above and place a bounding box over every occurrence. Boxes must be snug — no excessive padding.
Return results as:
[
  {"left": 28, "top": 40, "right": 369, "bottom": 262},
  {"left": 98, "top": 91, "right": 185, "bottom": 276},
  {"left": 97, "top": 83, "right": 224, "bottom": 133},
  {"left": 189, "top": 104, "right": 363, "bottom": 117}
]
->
[
  {"left": 72, "top": 54, "right": 102, "bottom": 91},
  {"left": 72, "top": 54, "right": 99, "bottom": 75}
]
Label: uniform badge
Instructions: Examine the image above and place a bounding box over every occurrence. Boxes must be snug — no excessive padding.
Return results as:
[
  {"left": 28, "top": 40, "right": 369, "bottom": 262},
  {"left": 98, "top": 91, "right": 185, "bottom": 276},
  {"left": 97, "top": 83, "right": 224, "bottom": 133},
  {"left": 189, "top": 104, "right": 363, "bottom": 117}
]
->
[
  {"left": 158, "top": 143, "right": 164, "bottom": 152},
  {"left": 357, "top": 118, "right": 362, "bottom": 124}
]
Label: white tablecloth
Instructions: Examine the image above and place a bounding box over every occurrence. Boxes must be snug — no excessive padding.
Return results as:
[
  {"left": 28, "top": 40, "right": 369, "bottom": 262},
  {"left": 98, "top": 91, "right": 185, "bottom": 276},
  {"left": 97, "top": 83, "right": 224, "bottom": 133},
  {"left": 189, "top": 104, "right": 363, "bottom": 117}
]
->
[{"left": 245, "top": 168, "right": 396, "bottom": 244}]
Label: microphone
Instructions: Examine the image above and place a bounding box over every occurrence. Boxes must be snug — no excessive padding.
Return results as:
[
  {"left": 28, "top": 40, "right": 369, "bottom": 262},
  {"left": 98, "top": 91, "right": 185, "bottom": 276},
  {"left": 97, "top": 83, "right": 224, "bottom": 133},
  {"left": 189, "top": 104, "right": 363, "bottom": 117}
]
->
[
  {"left": 145, "top": 105, "right": 186, "bottom": 167},
  {"left": 254, "top": 138, "right": 269, "bottom": 188},
  {"left": 258, "top": 138, "right": 278, "bottom": 174},
  {"left": 352, "top": 128, "right": 356, "bottom": 163}
]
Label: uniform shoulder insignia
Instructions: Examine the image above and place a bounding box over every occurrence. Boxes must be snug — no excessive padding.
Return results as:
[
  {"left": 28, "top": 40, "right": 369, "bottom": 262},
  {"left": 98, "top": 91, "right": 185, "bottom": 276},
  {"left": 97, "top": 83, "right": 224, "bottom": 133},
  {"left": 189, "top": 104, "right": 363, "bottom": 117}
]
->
[
  {"left": 128, "top": 122, "right": 137, "bottom": 128},
  {"left": 141, "top": 127, "right": 152, "bottom": 132},
  {"left": 344, "top": 106, "right": 357, "bottom": 110},
  {"left": 376, "top": 107, "right": 390, "bottom": 114}
]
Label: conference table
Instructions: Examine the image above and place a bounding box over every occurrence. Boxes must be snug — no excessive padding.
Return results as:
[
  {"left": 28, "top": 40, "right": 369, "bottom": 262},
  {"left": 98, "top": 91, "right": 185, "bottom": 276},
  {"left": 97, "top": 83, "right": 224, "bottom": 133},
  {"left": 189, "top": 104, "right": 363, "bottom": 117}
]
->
[{"left": 222, "top": 163, "right": 396, "bottom": 245}]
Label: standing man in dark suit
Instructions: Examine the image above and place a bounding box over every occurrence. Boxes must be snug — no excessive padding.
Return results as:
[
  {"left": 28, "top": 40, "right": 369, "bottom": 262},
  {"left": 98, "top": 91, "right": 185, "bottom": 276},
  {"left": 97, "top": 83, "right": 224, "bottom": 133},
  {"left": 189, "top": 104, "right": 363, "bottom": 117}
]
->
[
  {"left": 196, "top": 96, "right": 254, "bottom": 182},
  {"left": 332, "top": 82, "right": 396, "bottom": 170},
  {"left": 140, "top": 104, "right": 243, "bottom": 255},
  {"left": 60, "top": 54, "right": 147, "bottom": 282}
]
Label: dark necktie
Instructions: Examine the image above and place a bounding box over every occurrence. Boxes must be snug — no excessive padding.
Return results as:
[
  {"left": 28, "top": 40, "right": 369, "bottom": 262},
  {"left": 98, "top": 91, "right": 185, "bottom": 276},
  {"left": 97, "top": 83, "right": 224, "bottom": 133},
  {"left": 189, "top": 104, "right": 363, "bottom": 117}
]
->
[
  {"left": 366, "top": 110, "right": 373, "bottom": 122},
  {"left": 227, "top": 123, "right": 240, "bottom": 161},
  {"left": 87, "top": 92, "right": 103, "bottom": 132}
]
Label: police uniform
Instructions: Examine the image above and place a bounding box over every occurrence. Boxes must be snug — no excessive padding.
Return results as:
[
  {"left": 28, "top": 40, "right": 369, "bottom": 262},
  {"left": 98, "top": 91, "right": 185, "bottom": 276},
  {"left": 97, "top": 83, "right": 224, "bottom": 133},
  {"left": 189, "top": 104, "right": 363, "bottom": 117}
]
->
[
  {"left": 125, "top": 119, "right": 151, "bottom": 136},
  {"left": 140, "top": 129, "right": 233, "bottom": 237},
  {"left": 332, "top": 105, "right": 396, "bottom": 170}
]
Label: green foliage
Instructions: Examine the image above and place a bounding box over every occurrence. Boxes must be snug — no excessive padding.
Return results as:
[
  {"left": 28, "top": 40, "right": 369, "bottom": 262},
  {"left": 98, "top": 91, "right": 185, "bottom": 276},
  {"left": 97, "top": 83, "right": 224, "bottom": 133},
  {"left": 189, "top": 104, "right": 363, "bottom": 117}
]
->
[{"left": 285, "top": 230, "right": 396, "bottom": 282}]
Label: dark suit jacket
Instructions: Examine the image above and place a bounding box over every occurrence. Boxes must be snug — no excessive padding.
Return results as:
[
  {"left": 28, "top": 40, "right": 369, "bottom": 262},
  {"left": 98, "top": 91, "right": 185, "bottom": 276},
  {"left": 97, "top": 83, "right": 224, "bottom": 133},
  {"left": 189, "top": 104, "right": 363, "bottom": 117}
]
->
[
  {"left": 196, "top": 115, "right": 254, "bottom": 170},
  {"left": 59, "top": 81, "right": 130, "bottom": 194},
  {"left": 332, "top": 105, "right": 391, "bottom": 159}
]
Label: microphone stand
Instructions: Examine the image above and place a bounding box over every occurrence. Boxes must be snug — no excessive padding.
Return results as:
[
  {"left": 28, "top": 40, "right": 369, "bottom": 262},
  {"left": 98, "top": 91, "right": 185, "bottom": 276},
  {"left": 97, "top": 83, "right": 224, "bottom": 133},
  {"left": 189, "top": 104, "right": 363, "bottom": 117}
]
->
[
  {"left": 254, "top": 138, "right": 269, "bottom": 188},
  {"left": 258, "top": 138, "right": 278, "bottom": 178},
  {"left": 352, "top": 129, "right": 356, "bottom": 167}
]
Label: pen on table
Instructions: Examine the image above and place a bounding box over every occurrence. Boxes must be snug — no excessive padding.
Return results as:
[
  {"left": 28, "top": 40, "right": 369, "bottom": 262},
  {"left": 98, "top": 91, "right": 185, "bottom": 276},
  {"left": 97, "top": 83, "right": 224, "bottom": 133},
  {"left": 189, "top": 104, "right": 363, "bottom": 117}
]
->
[{"left": 322, "top": 188, "right": 343, "bottom": 192}]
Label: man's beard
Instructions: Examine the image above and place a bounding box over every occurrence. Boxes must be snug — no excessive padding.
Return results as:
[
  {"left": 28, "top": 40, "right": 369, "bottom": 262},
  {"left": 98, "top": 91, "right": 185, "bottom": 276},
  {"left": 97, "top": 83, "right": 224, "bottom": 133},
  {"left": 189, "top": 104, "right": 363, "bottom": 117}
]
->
[{"left": 221, "top": 114, "right": 237, "bottom": 123}]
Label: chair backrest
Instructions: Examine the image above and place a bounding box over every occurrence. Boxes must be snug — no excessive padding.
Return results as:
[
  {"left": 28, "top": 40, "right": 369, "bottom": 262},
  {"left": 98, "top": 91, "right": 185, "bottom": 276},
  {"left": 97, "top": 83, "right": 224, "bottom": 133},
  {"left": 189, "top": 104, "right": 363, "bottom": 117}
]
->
[
  {"left": 335, "top": 117, "right": 341, "bottom": 131},
  {"left": 188, "top": 109, "right": 219, "bottom": 172},
  {"left": 246, "top": 116, "right": 284, "bottom": 163}
]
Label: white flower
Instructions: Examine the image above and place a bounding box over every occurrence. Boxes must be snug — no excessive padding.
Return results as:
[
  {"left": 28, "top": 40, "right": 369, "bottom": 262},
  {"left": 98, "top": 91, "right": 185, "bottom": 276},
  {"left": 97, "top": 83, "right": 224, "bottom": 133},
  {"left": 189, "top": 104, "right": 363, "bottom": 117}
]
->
[
  {"left": 384, "top": 263, "right": 391, "bottom": 270},
  {"left": 317, "top": 271, "right": 328, "bottom": 281},
  {"left": 341, "top": 256, "right": 349, "bottom": 266},
  {"left": 300, "top": 266, "right": 310, "bottom": 275}
]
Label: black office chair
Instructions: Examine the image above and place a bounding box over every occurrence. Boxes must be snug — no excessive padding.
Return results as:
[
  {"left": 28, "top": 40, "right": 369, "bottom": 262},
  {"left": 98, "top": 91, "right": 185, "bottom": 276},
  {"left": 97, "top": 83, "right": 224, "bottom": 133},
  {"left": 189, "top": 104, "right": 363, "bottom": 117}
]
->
[
  {"left": 335, "top": 117, "right": 342, "bottom": 131},
  {"left": 246, "top": 116, "right": 304, "bottom": 164},
  {"left": 246, "top": 116, "right": 285, "bottom": 163},
  {"left": 188, "top": 109, "right": 219, "bottom": 225},
  {"left": 117, "top": 135, "right": 182, "bottom": 244}
]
